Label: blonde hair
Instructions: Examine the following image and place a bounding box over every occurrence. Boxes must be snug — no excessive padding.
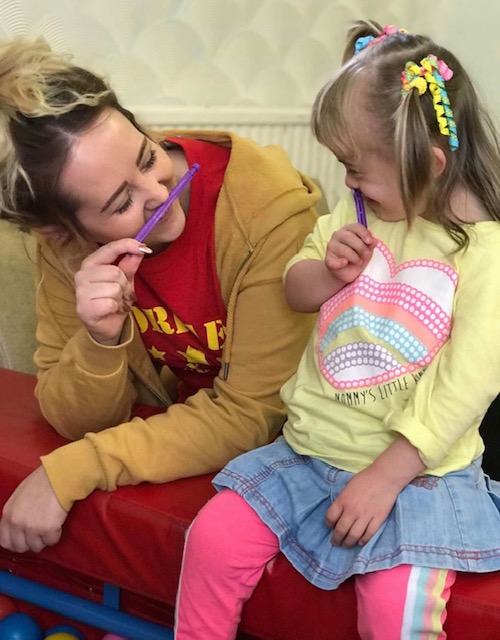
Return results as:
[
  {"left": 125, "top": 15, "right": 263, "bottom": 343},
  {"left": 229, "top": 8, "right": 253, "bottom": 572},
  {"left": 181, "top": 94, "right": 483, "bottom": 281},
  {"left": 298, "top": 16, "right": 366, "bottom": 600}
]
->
[
  {"left": 0, "top": 37, "right": 144, "bottom": 242},
  {"left": 312, "top": 20, "right": 500, "bottom": 247}
]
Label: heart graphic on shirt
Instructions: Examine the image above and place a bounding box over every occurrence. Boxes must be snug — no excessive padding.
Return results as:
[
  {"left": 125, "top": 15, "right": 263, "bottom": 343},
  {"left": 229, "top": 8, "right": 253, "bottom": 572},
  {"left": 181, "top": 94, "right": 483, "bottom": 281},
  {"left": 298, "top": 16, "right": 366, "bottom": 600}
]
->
[{"left": 317, "top": 241, "right": 458, "bottom": 390}]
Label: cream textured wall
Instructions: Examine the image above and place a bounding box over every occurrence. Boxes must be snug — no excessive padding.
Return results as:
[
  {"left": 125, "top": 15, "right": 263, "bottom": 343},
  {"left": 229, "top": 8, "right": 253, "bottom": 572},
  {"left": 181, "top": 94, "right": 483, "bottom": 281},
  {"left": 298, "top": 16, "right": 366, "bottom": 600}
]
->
[{"left": 0, "top": 0, "right": 497, "bottom": 208}]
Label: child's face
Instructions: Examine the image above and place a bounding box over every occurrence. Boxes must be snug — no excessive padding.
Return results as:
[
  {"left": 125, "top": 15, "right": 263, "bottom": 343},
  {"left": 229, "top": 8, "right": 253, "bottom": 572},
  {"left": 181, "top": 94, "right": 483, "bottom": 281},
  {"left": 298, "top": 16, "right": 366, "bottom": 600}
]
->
[
  {"left": 59, "top": 109, "right": 186, "bottom": 250},
  {"left": 339, "top": 149, "right": 406, "bottom": 222}
]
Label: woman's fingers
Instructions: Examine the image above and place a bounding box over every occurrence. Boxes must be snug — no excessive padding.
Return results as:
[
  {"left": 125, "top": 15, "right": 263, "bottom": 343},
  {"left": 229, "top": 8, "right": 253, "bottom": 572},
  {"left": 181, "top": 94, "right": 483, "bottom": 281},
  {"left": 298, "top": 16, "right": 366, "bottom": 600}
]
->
[
  {"left": 74, "top": 238, "right": 151, "bottom": 343},
  {"left": 80, "top": 238, "right": 151, "bottom": 271}
]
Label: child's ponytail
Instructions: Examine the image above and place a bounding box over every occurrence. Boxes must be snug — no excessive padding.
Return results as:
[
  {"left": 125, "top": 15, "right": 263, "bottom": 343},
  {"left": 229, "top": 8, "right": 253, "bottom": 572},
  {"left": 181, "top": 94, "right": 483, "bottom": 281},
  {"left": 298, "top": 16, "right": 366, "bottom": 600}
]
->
[{"left": 342, "top": 20, "right": 383, "bottom": 63}]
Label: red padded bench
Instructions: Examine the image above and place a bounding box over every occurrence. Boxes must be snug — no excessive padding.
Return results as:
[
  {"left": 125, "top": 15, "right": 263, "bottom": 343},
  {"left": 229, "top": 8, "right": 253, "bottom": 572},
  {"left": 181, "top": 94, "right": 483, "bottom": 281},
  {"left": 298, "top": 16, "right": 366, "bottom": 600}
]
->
[{"left": 0, "top": 368, "right": 499, "bottom": 639}]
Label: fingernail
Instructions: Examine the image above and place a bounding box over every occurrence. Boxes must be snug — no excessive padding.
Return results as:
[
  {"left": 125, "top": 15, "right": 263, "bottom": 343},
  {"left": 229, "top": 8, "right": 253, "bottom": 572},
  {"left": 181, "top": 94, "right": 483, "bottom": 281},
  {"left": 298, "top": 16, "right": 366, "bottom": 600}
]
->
[{"left": 138, "top": 245, "right": 153, "bottom": 254}]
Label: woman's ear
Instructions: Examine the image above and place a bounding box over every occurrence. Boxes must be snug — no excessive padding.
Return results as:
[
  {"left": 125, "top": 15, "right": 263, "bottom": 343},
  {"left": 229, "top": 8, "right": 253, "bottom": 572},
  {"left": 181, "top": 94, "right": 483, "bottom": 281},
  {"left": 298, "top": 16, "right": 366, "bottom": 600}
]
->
[
  {"left": 432, "top": 146, "right": 447, "bottom": 177},
  {"left": 36, "top": 225, "right": 71, "bottom": 244}
]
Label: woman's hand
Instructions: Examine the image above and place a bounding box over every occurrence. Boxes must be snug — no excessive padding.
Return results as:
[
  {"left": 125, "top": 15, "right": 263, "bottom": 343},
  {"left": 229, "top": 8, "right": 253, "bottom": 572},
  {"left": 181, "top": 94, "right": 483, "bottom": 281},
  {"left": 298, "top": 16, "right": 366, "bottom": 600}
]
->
[
  {"left": 74, "top": 238, "right": 151, "bottom": 345},
  {"left": 0, "top": 466, "right": 68, "bottom": 553},
  {"left": 325, "top": 223, "right": 376, "bottom": 285}
]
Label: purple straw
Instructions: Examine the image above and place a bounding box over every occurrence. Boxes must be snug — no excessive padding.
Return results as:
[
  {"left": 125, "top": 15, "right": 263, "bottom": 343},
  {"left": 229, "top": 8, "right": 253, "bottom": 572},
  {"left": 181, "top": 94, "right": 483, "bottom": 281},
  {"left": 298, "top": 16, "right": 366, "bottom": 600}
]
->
[
  {"left": 134, "top": 163, "right": 200, "bottom": 243},
  {"left": 352, "top": 188, "right": 367, "bottom": 228}
]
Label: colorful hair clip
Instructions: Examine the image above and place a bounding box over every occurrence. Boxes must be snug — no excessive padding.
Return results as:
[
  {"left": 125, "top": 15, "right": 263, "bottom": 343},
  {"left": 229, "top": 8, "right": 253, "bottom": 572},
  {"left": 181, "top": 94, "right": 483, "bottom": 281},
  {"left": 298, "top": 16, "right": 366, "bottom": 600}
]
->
[
  {"left": 355, "top": 24, "right": 408, "bottom": 55},
  {"left": 401, "top": 54, "right": 459, "bottom": 151}
]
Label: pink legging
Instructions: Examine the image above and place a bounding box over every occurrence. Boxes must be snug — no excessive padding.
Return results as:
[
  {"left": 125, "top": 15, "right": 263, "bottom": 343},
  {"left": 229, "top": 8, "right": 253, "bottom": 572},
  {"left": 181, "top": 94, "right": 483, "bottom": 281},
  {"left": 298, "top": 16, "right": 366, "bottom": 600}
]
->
[{"left": 175, "top": 490, "right": 456, "bottom": 639}]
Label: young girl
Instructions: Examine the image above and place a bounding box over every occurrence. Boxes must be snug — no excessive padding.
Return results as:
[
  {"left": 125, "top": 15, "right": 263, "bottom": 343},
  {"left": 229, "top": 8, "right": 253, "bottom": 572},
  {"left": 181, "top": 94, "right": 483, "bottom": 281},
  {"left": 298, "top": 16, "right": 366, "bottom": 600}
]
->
[
  {"left": 174, "top": 21, "right": 500, "bottom": 640},
  {"left": 0, "top": 37, "right": 319, "bottom": 553}
]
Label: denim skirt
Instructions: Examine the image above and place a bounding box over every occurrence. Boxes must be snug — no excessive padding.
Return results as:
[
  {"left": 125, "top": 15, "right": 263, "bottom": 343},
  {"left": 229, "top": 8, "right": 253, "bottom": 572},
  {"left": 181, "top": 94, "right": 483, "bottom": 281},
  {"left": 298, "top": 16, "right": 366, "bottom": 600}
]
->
[{"left": 213, "top": 438, "right": 500, "bottom": 590}]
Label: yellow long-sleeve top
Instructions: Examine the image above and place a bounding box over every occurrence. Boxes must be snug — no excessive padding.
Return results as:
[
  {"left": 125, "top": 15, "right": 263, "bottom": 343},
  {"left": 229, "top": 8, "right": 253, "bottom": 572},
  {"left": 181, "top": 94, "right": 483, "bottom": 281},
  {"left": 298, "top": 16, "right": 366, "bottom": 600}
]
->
[
  {"left": 283, "top": 195, "right": 500, "bottom": 476},
  {"left": 38, "top": 130, "right": 320, "bottom": 511}
]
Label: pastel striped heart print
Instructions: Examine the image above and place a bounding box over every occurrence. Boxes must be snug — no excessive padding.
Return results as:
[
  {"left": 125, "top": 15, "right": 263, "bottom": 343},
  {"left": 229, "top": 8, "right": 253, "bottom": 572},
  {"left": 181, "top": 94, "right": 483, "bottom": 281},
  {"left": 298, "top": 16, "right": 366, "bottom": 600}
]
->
[{"left": 318, "top": 241, "right": 458, "bottom": 390}]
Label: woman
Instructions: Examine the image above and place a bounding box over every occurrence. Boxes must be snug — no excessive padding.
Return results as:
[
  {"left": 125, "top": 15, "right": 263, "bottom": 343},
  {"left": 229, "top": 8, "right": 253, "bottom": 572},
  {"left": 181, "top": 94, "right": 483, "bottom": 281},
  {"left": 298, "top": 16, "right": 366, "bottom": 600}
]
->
[{"left": 0, "top": 36, "right": 320, "bottom": 553}]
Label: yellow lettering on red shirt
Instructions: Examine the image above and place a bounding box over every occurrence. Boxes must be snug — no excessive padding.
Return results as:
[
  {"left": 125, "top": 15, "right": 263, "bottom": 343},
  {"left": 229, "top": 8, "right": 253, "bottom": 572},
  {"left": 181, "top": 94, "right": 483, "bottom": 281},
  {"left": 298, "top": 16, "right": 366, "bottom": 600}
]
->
[
  {"left": 146, "top": 307, "right": 175, "bottom": 334},
  {"left": 132, "top": 306, "right": 201, "bottom": 338},
  {"left": 131, "top": 306, "right": 148, "bottom": 333},
  {"left": 204, "top": 319, "right": 226, "bottom": 351}
]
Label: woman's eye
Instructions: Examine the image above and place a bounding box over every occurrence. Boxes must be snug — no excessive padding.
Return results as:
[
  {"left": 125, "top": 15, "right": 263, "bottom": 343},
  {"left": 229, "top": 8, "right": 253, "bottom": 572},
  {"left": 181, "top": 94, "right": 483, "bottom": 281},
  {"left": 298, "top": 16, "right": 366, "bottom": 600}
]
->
[
  {"left": 115, "top": 193, "right": 133, "bottom": 214},
  {"left": 142, "top": 149, "right": 157, "bottom": 171},
  {"left": 111, "top": 147, "right": 156, "bottom": 214}
]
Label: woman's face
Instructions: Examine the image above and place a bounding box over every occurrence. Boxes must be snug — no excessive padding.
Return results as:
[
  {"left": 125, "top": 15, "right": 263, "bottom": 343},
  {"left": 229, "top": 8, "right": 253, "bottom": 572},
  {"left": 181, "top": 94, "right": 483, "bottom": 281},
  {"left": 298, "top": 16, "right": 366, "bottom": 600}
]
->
[{"left": 59, "top": 109, "right": 187, "bottom": 249}]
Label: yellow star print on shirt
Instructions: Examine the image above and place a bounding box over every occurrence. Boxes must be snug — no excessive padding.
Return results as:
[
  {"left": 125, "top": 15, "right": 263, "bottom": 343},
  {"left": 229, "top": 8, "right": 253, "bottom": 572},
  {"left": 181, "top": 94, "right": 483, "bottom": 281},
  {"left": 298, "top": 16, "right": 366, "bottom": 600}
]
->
[
  {"left": 177, "top": 345, "right": 210, "bottom": 372},
  {"left": 148, "top": 345, "right": 166, "bottom": 360}
]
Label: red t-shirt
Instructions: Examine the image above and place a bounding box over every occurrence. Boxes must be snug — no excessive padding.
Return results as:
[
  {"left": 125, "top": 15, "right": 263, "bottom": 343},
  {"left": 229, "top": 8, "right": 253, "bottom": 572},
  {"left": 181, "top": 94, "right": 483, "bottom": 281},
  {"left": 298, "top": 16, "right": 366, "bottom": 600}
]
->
[{"left": 132, "top": 138, "right": 229, "bottom": 402}]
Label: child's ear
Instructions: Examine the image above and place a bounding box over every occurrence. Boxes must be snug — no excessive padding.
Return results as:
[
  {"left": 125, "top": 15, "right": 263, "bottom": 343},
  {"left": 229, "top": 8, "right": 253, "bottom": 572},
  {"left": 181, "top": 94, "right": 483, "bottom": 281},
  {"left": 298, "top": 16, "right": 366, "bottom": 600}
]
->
[{"left": 432, "top": 146, "right": 447, "bottom": 177}]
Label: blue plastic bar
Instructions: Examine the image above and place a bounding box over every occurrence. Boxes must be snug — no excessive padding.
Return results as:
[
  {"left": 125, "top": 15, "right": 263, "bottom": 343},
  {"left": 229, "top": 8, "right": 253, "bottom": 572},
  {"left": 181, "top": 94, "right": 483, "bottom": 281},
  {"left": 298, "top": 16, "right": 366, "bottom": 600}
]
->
[
  {"left": 103, "top": 583, "right": 121, "bottom": 610},
  {"left": 0, "top": 571, "right": 173, "bottom": 640}
]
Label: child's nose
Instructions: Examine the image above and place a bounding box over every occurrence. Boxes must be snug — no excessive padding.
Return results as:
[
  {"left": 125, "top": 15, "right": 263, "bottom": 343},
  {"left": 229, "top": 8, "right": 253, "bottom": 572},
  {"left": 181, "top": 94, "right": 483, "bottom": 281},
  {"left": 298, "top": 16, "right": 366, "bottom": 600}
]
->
[{"left": 344, "top": 173, "right": 359, "bottom": 190}]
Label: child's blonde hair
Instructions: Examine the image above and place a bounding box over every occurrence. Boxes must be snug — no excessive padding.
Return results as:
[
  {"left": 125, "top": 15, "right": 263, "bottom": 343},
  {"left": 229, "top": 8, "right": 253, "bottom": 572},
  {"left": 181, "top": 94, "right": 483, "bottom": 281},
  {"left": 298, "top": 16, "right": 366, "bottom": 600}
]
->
[
  {"left": 0, "top": 37, "right": 144, "bottom": 242},
  {"left": 312, "top": 20, "right": 500, "bottom": 247}
]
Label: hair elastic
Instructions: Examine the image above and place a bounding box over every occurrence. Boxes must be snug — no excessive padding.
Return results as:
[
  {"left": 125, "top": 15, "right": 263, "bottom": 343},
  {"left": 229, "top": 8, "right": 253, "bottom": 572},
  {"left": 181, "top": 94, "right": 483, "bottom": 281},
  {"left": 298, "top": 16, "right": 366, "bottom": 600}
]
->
[
  {"left": 401, "top": 54, "right": 459, "bottom": 151},
  {"left": 355, "top": 24, "right": 408, "bottom": 55}
]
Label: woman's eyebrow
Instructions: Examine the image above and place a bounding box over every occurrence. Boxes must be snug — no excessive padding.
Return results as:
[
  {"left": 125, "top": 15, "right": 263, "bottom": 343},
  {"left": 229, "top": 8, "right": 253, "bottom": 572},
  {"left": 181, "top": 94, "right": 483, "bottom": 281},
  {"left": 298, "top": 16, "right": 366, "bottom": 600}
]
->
[
  {"left": 100, "top": 137, "right": 148, "bottom": 213},
  {"left": 100, "top": 181, "right": 127, "bottom": 213},
  {"left": 135, "top": 136, "right": 148, "bottom": 165}
]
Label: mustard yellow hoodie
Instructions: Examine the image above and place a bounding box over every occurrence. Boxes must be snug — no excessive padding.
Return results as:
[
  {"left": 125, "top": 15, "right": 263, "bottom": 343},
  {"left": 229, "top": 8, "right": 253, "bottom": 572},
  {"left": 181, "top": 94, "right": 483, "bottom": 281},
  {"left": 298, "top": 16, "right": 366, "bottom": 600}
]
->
[{"left": 36, "top": 130, "right": 321, "bottom": 510}]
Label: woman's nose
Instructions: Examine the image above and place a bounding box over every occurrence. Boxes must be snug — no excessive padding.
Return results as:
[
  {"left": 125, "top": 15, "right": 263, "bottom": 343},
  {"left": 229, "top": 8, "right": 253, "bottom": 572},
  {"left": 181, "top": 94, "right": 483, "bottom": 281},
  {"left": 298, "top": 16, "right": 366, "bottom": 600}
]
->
[{"left": 144, "top": 179, "right": 169, "bottom": 210}]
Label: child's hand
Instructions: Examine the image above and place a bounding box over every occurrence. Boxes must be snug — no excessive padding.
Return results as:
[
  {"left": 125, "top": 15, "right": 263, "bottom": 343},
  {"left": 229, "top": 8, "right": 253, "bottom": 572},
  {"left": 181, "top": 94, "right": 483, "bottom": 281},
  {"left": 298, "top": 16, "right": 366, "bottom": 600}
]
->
[
  {"left": 325, "top": 465, "right": 400, "bottom": 548},
  {"left": 325, "top": 223, "right": 376, "bottom": 284}
]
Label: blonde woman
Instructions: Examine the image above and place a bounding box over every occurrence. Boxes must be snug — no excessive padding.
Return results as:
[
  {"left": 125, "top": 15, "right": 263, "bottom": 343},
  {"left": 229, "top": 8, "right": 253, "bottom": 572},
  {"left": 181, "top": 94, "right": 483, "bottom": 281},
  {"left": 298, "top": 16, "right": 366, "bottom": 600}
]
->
[{"left": 0, "top": 37, "right": 320, "bottom": 553}]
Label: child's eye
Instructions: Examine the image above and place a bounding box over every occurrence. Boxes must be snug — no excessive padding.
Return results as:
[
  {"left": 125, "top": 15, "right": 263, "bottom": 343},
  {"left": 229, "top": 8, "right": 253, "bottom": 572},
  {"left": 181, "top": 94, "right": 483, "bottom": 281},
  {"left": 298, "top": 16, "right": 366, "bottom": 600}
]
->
[
  {"left": 346, "top": 167, "right": 361, "bottom": 176},
  {"left": 142, "top": 149, "right": 157, "bottom": 171},
  {"left": 339, "top": 160, "right": 360, "bottom": 176}
]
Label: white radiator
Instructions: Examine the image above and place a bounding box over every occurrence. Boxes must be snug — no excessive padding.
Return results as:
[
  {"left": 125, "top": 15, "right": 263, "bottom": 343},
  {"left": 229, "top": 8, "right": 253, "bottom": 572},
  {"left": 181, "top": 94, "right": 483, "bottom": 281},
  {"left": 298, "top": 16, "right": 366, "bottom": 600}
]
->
[{"left": 136, "top": 107, "right": 341, "bottom": 211}]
